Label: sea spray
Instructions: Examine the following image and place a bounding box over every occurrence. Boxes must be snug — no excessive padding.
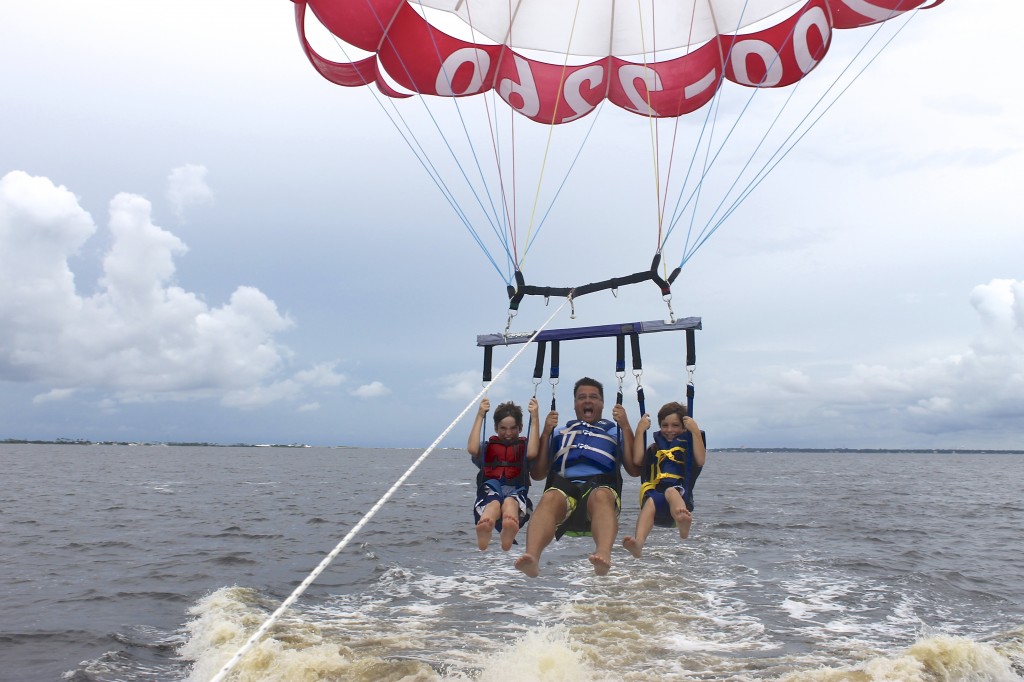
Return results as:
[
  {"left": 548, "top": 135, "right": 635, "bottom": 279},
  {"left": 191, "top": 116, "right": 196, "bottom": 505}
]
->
[
  {"left": 778, "top": 633, "right": 1021, "bottom": 682},
  {"left": 179, "top": 586, "right": 439, "bottom": 682},
  {"left": 474, "top": 624, "right": 614, "bottom": 682}
]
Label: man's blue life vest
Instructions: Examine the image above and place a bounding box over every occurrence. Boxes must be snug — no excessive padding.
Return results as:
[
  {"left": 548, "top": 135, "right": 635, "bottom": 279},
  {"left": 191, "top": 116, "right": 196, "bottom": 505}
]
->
[{"left": 550, "top": 419, "right": 621, "bottom": 479}]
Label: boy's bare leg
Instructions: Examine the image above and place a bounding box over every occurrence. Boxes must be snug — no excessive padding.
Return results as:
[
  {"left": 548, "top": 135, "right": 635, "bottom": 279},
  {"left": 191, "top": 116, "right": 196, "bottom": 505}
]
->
[
  {"left": 665, "top": 487, "right": 693, "bottom": 539},
  {"left": 499, "top": 498, "right": 521, "bottom": 551},
  {"left": 515, "top": 490, "right": 565, "bottom": 578},
  {"left": 475, "top": 500, "right": 500, "bottom": 550},
  {"left": 587, "top": 487, "right": 618, "bottom": 576},
  {"left": 623, "top": 499, "right": 657, "bottom": 558}
]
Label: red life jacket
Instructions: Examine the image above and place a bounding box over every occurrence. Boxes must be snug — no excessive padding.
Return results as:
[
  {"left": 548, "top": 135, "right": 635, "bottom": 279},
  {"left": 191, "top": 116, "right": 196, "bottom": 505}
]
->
[{"left": 482, "top": 436, "right": 526, "bottom": 483}]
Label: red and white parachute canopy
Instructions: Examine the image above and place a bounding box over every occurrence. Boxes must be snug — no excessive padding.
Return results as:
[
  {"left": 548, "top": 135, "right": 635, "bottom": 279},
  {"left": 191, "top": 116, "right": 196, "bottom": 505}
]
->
[
  {"left": 295, "top": 0, "right": 938, "bottom": 123},
  {"left": 290, "top": 0, "right": 943, "bottom": 310}
]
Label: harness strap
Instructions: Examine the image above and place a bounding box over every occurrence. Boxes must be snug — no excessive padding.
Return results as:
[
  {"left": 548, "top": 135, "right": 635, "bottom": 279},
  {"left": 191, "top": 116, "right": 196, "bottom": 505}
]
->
[
  {"left": 686, "top": 328, "right": 696, "bottom": 416},
  {"left": 482, "top": 346, "right": 493, "bottom": 383}
]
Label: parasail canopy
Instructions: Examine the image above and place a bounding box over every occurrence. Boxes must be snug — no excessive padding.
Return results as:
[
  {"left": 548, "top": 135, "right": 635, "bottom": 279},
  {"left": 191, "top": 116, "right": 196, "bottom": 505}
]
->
[
  {"left": 290, "top": 0, "right": 943, "bottom": 314},
  {"left": 296, "top": 0, "right": 936, "bottom": 124}
]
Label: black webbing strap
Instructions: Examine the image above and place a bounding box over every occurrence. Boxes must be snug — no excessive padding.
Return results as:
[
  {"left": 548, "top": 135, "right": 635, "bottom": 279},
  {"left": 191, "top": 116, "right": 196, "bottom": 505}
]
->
[
  {"left": 686, "top": 328, "right": 696, "bottom": 416},
  {"left": 630, "top": 333, "right": 642, "bottom": 372},
  {"left": 533, "top": 341, "right": 547, "bottom": 382},
  {"left": 506, "top": 254, "right": 681, "bottom": 311},
  {"left": 629, "top": 332, "right": 647, "bottom": 449},
  {"left": 615, "top": 332, "right": 644, "bottom": 405},
  {"left": 549, "top": 340, "right": 560, "bottom": 410},
  {"left": 482, "top": 345, "right": 493, "bottom": 383},
  {"left": 615, "top": 334, "right": 625, "bottom": 405}
]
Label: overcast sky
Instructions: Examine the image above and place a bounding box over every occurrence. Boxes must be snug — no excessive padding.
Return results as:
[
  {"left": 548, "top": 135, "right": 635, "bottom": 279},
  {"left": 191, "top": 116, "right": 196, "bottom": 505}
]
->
[{"left": 2, "top": 1, "right": 1022, "bottom": 449}]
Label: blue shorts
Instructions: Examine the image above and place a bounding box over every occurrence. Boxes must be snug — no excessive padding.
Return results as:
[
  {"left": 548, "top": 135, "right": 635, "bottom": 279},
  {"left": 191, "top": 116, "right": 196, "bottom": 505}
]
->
[
  {"left": 642, "top": 481, "right": 693, "bottom": 527},
  {"left": 473, "top": 483, "right": 533, "bottom": 529}
]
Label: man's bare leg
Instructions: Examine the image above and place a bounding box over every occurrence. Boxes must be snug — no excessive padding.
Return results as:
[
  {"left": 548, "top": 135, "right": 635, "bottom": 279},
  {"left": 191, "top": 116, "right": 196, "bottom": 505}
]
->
[
  {"left": 587, "top": 487, "right": 618, "bottom": 576},
  {"left": 515, "top": 490, "right": 565, "bottom": 578}
]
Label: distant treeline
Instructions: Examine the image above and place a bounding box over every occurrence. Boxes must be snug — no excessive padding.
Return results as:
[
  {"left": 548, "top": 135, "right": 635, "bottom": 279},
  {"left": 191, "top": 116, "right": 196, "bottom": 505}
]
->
[
  {"left": 0, "top": 438, "right": 313, "bottom": 448},
  {"left": 712, "top": 447, "right": 1024, "bottom": 454},
  {"left": 2, "top": 438, "right": 1021, "bottom": 454}
]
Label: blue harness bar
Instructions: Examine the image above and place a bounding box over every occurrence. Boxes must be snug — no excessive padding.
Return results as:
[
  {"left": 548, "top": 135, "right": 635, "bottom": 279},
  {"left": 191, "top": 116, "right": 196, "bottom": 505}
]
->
[{"left": 477, "top": 317, "right": 702, "bottom": 348}]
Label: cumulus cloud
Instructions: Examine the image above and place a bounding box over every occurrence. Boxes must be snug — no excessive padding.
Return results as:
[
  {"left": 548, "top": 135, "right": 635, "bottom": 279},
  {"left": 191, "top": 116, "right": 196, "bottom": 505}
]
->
[
  {"left": 222, "top": 364, "right": 347, "bottom": 409},
  {"left": 713, "top": 278, "right": 1024, "bottom": 448},
  {"left": 437, "top": 370, "right": 481, "bottom": 402},
  {"left": 166, "top": 164, "right": 213, "bottom": 219},
  {"left": 351, "top": 381, "right": 390, "bottom": 398},
  {"left": 0, "top": 170, "right": 338, "bottom": 409},
  {"left": 32, "top": 388, "right": 76, "bottom": 404}
]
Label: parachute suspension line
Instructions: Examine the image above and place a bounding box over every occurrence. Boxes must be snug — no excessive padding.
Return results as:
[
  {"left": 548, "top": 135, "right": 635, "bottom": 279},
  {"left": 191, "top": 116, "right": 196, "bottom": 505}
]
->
[
  {"left": 463, "top": 0, "right": 520, "bottom": 273},
  {"left": 632, "top": 0, "right": 665, "bottom": 248},
  {"left": 674, "top": 7, "right": 925, "bottom": 270},
  {"left": 669, "top": 78, "right": 729, "bottom": 266},
  {"left": 670, "top": 12, "right": 819, "bottom": 261},
  {"left": 655, "top": 0, "right": 702, "bottom": 267},
  {"left": 509, "top": 93, "right": 521, "bottom": 267},
  {"left": 323, "top": 25, "right": 509, "bottom": 284},
  {"left": 699, "top": 9, "right": 924, "bottom": 253},
  {"left": 209, "top": 296, "right": 572, "bottom": 682},
  {"left": 524, "top": 101, "right": 606, "bottom": 261},
  {"left": 503, "top": 0, "right": 522, "bottom": 268},
  {"left": 659, "top": 4, "right": 746, "bottom": 262},
  {"left": 409, "top": 0, "right": 516, "bottom": 257},
  {"left": 368, "top": 0, "right": 515, "bottom": 276},
  {"left": 520, "top": 0, "right": 585, "bottom": 272},
  {"left": 660, "top": 1, "right": 756, "bottom": 259}
]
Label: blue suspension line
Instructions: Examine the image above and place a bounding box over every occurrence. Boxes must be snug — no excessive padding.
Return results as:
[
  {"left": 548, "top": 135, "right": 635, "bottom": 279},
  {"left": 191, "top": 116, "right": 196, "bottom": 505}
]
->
[
  {"left": 326, "top": 28, "right": 511, "bottom": 284},
  {"left": 662, "top": 4, "right": 922, "bottom": 272},
  {"left": 679, "top": 9, "right": 920, "bottom": 269}
]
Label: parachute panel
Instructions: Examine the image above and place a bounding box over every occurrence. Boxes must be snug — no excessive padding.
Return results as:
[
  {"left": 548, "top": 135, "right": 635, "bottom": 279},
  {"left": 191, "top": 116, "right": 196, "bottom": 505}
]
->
[{"left": 297, "top": 0, "right": 934, "bottom": 121}]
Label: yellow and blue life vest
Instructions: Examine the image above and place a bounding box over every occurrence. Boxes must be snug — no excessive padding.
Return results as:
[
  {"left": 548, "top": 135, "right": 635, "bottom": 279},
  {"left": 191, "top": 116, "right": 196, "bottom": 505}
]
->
[{"left": 639, "top": 431, "right": 702, "bottom": 509}]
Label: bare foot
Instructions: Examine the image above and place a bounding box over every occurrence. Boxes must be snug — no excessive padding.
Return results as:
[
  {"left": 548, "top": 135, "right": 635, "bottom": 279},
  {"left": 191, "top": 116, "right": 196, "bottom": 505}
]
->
[
  {"left": 514, "top": 553, "right": 540, "bottom": 578},
  {"left": 589, "top": 553, "right": 611, "bottom": 576},
  {"left": 475, "top": 517, "right": 495, "bottom": 550},
  {"left": 674, "top": 509, "right": 693, "bottom": 539},
  {"left": 622, "top": 535, "right": 644, "bottom": 558},
  {"left": 499, "top": 514, "right": 520, "bottom": 551}
]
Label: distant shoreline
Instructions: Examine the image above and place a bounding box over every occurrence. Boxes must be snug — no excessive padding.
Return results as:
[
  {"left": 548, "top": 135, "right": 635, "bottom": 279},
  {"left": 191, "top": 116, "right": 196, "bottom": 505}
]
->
[{"left": 2, "top": 438, "right": 1022, "bottom": 454}]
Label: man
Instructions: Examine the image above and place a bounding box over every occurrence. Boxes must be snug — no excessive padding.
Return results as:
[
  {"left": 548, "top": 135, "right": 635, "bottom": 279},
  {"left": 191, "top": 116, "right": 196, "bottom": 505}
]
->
[{"left": 514, "top": 377, "right": 637, "bottom": 577}]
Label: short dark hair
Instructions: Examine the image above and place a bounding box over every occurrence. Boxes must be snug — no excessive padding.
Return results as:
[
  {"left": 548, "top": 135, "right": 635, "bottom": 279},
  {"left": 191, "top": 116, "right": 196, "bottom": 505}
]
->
[
  {"left": 657, "top": 401, "right": 688, "bottom": 424},
  {"left": 573, "top": 377, "right": 603, "bottom": 399},
  {"left": 493, "top": 401, "right": 523, "bottom": 429}
]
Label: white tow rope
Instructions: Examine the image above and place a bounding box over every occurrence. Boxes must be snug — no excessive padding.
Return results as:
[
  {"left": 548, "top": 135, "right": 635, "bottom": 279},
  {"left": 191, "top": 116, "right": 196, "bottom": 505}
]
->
[{"left": 209, "top": 297, "right": 570, "bottom": 682}]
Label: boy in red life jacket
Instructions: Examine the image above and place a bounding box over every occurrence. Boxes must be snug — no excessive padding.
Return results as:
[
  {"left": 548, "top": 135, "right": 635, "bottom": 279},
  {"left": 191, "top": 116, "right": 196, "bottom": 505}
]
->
[
  {"left": 623, "top": 401, "right": 706, "bottom": 558},
  {"left": 466, "top": 397, "right": 542, "bottom": 551}
]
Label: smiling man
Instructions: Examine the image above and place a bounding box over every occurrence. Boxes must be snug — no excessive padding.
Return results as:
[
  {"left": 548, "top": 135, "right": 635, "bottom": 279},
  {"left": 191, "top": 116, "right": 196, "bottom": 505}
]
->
[{"left": 514, "top": 377, "right": 637, "bottom": 577}]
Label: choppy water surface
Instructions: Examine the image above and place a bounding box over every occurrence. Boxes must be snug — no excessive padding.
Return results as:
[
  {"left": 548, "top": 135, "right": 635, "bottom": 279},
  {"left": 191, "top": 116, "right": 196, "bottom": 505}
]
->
[{"left": 1, "top": 444, "right": 1022, "bottom": 681}]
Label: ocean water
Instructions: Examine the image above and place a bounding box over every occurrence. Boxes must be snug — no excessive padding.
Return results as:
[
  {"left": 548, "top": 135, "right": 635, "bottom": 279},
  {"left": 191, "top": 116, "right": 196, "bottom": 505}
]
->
[{"left": 1, "top": 444, "right": 1022, "bottom": 682}]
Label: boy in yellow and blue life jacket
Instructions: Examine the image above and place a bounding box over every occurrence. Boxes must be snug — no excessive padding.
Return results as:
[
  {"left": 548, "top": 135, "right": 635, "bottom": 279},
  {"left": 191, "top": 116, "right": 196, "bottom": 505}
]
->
[
  {"left": 623, "top": 401, "right": 706, "bottom": 559},
  {"left": 466, "top": 397, "right": 541, "bottom": 551}
]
